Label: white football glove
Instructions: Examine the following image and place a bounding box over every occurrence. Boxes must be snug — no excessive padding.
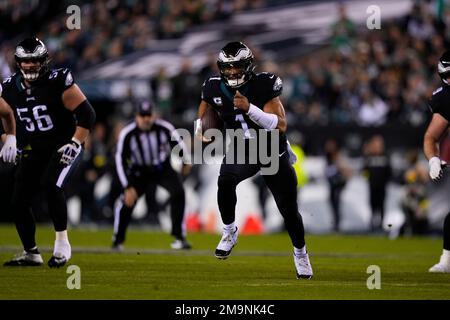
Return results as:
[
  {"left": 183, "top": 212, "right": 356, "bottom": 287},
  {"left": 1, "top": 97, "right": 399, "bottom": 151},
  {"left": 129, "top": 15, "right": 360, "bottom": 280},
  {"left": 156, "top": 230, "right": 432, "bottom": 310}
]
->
[
  {"left": 0, "top": 134, "right": 17, "bottom": 163},
  {"left": 429, "top": 156, "right": 446, "bottom": 182},
  {"left": 194, "top": 118, "right": 211, "bottom": 143},
  {"left": 286, "top": 140, "right": 298, "bottom": 165},
  {"left": 57, "top": 138, "right": 82, "bottom": 166}
]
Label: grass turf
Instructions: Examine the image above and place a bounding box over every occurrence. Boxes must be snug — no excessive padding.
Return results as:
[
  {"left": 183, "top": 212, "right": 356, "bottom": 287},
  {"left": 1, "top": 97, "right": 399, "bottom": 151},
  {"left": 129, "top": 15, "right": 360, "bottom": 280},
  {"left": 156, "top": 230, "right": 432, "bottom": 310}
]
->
[{"left": 0, "top": 224, "right": 449, "bottom": 300}]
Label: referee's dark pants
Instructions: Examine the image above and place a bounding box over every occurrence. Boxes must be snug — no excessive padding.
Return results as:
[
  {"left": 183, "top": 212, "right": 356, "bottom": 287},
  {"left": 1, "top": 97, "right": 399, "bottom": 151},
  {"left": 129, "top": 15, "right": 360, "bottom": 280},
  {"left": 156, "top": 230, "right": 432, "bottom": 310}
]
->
[{"left": 113, "top": 161, "right": 186, "bottom": 245}]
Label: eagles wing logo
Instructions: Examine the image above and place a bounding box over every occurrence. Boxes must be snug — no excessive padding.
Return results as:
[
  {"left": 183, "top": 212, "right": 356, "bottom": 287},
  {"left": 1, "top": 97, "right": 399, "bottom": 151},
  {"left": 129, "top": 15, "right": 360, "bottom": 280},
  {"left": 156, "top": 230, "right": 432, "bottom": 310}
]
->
[
  {"left": 65, "top": 72, "right": 74, "bottom": 86},
  {"left": 273, "top": 77, "right": 282, "bottom": 91}
]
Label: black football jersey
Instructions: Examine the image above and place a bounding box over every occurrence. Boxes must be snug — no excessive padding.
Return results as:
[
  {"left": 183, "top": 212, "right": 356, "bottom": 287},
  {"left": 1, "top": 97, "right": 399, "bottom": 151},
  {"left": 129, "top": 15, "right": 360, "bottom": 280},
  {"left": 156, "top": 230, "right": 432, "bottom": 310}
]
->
[
  {"left": 0, "top": 68, "right": 76, "bottom": 149},
  {"left": 428, "top": 83, "right": 450, "bottom": 121},
  {"left": 201, "top": 72, "right": 287, "bottom": 154}
]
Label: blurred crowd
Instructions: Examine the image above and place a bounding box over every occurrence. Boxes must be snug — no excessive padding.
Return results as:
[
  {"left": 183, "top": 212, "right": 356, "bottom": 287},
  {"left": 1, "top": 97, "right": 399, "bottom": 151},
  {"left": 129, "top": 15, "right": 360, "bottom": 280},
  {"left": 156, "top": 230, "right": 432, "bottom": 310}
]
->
[
  {"left": 0, "top": 0, "right": 274, "bottom": 72},
  {"left": 278, "top": 1, "right": 449, "bottom": 128},
  {"left": 1, "top": 1, "right": 448, "bottom": 129}
]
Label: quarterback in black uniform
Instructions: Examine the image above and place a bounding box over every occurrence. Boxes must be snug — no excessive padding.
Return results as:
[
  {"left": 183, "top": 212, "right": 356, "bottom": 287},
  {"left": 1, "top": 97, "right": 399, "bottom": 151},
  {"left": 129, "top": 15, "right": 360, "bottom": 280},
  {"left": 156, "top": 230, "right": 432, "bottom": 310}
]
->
[
  {"left": 1, "top": 38, "right": 96, "bottom": 267},
  {"left": 423, "top": 51, "right": 450, "bottom": 273},
  {"left": 195, "top": 42, "right": 313, "bottom": 279}
]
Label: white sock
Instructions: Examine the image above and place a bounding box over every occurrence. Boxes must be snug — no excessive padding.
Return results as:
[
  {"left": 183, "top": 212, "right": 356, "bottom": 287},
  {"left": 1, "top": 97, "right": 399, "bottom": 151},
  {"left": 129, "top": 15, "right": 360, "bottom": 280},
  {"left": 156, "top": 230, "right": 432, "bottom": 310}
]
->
[
  {"left": 223, "top": 222, "right": 236, "bottom": 233},
  {"left": 443, "top": 249, "right": 450, "bottom": 260},
  {"left": 56, "top": 230, "right": 68, "bottom": 241},
  {"left": 294, "top": 245, "right": 307, "bottom": 256},
  {"left": 54, "top": 239, "right": 71, "bottom": 259}
]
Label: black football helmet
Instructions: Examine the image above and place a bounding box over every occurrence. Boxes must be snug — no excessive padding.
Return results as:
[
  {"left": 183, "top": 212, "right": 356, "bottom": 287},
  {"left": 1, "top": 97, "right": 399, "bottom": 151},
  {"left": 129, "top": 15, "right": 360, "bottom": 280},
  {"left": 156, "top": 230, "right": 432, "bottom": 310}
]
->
[
  {"left": 438, "top": 51, "right": 450, "bottom": 84},
  {"left": 217, "top": 41, "right": 255, "bottom": 88},
  {"left": 14, "top": 37, "right": 49, "bottom": 81}
]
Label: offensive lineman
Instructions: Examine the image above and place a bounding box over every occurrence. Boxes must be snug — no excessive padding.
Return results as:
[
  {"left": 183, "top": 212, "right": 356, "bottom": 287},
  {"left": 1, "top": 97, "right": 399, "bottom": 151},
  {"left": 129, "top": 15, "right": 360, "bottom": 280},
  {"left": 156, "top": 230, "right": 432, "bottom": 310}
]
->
[
  {"left": 195, "top": 42, "right": 313, "bottom": 279},
  {"left": 423, "top": 50, "right": 450, "bottom": 273},
  {"left": 1, "top": 38, "right": 95, "bottom": 267}
]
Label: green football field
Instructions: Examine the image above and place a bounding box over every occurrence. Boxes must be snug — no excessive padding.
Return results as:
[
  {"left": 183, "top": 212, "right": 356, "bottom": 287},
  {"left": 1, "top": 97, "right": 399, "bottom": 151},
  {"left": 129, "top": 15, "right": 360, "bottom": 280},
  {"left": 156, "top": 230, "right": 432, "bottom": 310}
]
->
[{"left": 0, "top": 224, "right": 449, "bottom": 300}]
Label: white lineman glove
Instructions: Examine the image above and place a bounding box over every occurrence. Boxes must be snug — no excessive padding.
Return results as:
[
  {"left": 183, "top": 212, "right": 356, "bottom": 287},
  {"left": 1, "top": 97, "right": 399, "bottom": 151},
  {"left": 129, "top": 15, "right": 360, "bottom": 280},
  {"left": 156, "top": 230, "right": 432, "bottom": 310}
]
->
[
  {"left": 57, "top": 138, "right": 81, "bottom": 166},
  {"left": 429, "top": 156, "right": 446, "bottom": 182},
  {"left": 286, "top": 140, "right": 297, "bottom": 165},
  {"left": 0, "top": 134, "right": 17, "bottom": 163},
  {"left": 194, "top": 118, "right": 211, "bottom": 143}
]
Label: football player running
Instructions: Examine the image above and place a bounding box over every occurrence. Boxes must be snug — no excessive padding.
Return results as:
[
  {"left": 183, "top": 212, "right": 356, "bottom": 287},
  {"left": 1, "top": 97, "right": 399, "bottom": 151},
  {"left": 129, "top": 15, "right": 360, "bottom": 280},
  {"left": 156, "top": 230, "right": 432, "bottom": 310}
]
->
[
  {"left": 1, "top": 38, "right": 95, "bottom": 268},
  {"left": 423, "top": 51, "right": 450, "bottom": 273},
  {"left": 195, "top": 41, "right": 313, "bottom": 279}
]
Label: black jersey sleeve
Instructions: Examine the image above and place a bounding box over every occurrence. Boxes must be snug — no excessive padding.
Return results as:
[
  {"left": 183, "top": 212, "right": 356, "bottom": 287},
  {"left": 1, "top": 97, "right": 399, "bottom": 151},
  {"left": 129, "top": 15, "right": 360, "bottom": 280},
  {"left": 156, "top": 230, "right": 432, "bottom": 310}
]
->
[
  {"left": 50, "top": 68, "right": 75, "bottom": 96},
  {"left": 201, "top": 79, "right": 212, "bottom": 104},
  {"left": 428, "top": 86, "right": 450, "bottom": 121},
  {"left": 0, "top": 74, "right": 15, "bottom": 103},
  {"left": 200, "top": 76, "right": 221, "bottom": 106},
  {"left": 256, "top": 72, "right": 283, "bottom": 106}
]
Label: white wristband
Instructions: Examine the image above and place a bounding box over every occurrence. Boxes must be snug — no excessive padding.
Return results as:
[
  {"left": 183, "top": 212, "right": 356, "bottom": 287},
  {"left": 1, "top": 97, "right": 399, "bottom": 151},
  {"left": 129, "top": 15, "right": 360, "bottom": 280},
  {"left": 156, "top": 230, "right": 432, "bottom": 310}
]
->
[{"left": 246, "top": 103, "right": 278, "bottom": 130}]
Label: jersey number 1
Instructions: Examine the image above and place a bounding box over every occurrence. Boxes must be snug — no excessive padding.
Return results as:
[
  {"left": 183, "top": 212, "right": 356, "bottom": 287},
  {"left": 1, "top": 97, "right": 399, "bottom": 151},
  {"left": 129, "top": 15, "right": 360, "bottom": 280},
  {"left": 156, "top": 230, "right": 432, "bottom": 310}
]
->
[
  {"left": 17, "top": 105, "right": 54, "bottom": 132},
  {"left": 235, "top": 114, "right": 253, "bottom": 139}
]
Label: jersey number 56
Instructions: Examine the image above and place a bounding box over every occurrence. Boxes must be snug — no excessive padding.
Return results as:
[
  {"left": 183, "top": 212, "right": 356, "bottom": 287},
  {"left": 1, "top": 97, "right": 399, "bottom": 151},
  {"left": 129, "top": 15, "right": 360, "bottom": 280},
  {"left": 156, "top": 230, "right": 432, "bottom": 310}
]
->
[{"left": 17, "top": 105, "right": 54, "bottom": 132}]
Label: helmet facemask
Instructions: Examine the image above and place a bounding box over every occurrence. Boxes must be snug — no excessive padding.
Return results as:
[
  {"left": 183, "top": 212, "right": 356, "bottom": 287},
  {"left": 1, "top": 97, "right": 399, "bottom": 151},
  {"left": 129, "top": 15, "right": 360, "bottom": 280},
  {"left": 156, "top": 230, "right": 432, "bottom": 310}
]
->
[
  {"left": 17, "top": 59, "right": 47, "bottom": 81},
  {"left": 219, "top": 61, "right": 249, "bottom": 88},
  {"left": 217, "top": 42, "right": 255, "bottom": 88},
  {"left": 14, "top": 38, "right": 49, "bottom": 82}
]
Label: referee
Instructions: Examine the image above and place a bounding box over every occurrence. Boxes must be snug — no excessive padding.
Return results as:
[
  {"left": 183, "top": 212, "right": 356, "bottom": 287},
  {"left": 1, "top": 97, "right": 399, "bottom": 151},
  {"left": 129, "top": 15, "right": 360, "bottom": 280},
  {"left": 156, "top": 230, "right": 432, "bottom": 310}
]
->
[{"left": 113, "top": 100, "right": 192, "bottom": 250}]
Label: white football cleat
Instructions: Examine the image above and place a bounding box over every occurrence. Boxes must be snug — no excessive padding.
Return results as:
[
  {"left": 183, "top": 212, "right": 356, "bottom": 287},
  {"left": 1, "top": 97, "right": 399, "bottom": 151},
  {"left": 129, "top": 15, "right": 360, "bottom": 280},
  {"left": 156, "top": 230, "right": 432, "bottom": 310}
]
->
[
  {"left": 4, "top": 251, "right": 43, "bottom": 266},
  {"left": 294, "top": 252, "right": 313, "bottom": 279},
  {"left": 429, "top": 254, "right": 450, "bottom": 273},
  {"left": 215, "top": 227, "right": 238, "bottom": 259}
]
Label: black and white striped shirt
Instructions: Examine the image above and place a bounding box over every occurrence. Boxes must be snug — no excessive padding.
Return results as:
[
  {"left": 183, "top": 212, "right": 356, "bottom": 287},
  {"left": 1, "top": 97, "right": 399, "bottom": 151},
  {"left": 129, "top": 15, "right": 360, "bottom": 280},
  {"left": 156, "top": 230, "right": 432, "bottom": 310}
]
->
[{"left": 115, "top": 118, "right": 187, "bottom": 188}]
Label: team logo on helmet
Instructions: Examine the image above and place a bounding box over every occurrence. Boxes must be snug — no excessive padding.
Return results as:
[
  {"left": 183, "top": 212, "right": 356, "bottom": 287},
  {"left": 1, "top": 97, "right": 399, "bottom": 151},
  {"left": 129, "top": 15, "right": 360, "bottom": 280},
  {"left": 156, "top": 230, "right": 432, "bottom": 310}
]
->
[
  {"left": 217, "top": 42, "right": 255, "bottom": 88},
  {"left": 14, "top": 37, "right": 50, "bottom": 82}
]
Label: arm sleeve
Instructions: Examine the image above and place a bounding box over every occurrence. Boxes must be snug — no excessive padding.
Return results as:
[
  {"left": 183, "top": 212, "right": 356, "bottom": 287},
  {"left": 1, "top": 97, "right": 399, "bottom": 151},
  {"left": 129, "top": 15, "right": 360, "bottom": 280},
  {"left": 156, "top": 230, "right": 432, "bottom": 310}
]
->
[{"left": 73, "top": 100, "right": 96, "bottom": 130}]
